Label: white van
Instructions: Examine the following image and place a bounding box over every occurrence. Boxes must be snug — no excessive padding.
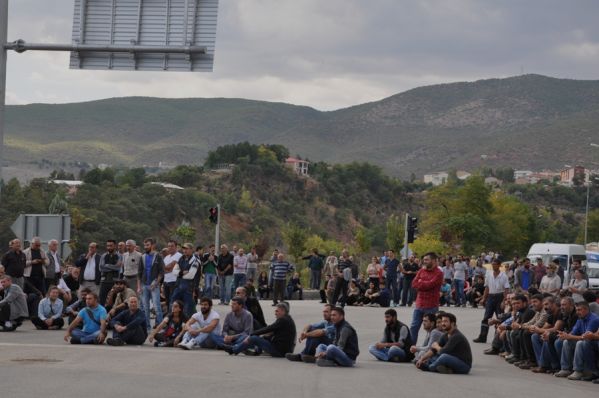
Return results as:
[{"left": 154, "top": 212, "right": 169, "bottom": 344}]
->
[
  {"left": 586, "top": 252, "right": 599, "bottom": 292},
  {"left": 527, "top": 243, "right": 587, "bottom": 287}
]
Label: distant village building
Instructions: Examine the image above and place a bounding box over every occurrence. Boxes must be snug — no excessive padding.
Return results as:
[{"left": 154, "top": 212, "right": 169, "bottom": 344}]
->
[
  {"left": 484, "top": 176, "right": 502, "bottom": 186},
  {"left": 424, "top": 172, "right": 448, "bottom": 186},
  {"left": 560, "top": 165, "right": 586, "bottom": 186},
  {"left": 285, "top": 157, "right": 309, "bottom": 176},
  {"left": 150, "top": 182, "right": 185, "bottom": 190},
  {"left": 50, "top": 180, "right": 84, "bottom": 196},
  {"left": 514, "top": 170, "right": 533, "bottom": 180},
  {"left": 456, "top": 171, "right": 471, "bottom": 180}
]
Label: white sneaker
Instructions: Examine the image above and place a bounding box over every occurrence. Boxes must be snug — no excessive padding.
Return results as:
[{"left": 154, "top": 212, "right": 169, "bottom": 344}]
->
[
  {"left": 4, "top": 321, "right": 12, "bottom": 328},
  {"left": 179, "top": 340, "right": 195, "bottom": 350}
]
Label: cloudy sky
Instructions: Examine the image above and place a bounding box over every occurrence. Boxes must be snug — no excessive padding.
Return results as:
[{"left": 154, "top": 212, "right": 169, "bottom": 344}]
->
[{"left": 5, "top": 0, "right": 599, "bottom": 110}]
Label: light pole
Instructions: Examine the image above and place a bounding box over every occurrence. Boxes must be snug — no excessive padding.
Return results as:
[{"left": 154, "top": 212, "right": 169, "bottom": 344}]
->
[{"left": 584, "top": 143, "right": 599, "bottom": 245}]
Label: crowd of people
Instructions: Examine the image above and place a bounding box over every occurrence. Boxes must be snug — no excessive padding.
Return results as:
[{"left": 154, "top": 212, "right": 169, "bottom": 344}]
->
[{"left": 1, "top": 236, "right": 598, "bottom": 379}]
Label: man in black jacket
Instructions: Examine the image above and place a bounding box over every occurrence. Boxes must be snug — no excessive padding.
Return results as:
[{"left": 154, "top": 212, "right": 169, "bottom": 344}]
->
[
  {"left": 226, "top": 302, "right": 296, "bottom": 357},
  {"left": 75, "top": 242, "right": 101, "bottom": 296},
  {"left": 99, "top": 240, "right": 123, "bottom": 306},
  {"left": 416, "top": 312, "right": 472, "bottom": 374},
  {"left": 369, "top": 309, "right": 414, "bottom": 362},
  {"left": 106, "top": 296, "right": 147, "bottom": 346},
  {"left": 235, "top": 286, "right": 266, "bottom": 330},
  {"left": 315, "top": 306, "right": 359, "bottom": 367}
]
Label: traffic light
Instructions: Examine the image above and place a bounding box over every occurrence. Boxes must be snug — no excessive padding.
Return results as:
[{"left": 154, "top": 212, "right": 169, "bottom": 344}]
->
[
  {"left": 209, "top": 207, "right": 218, "bottom": 224},
  {"left": 407, "top": 216, "right": 418, "bottom": 243}
]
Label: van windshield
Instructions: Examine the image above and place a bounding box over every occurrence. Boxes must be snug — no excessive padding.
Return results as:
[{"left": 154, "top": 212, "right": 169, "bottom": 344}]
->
[{"left": 588, "top": 266, "right": 599, "bottom": 279}]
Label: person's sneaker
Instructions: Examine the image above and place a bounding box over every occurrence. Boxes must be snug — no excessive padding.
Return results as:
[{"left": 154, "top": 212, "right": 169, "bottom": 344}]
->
[
  {"left": 580, "top": 373, "right": 597, "bottom": 382},
  {"left": 567, "top": 371, "right": 584, "bottom": 380},
  {"left": 472, "top": 336, "right": 486, "bottom": 343},
  {"left": 484, "top": 348, "right": 499, "bottom": 355},
  {"left": 285, "top": 353, "right": 302, "bottom": 362},
  {"left": 593, "top": 377, "right": 599, "bottom": 384},
  {"left": 554, "top": 370, "right": 572, "bottom": 377},
  {"left": 243, "top": 349, "right": 260, "bottom": 356},
  {"left": 70, "top": 336, "right": 81, "bottom": 344},
  {"left": 518, "top": 361, "right": 534, "bottom": 370},
  {"left": 316, "top": 358, "right": 338, "bottom": 367},
  {"left": 531, "top": 367, "right": 548, "bottom": 373},
  {"left": 178, "top": 340, "right": 194, "bottom": 350},
  {"left": 436, "top": 365, "right": 454, "bottom": 374},
  {"left": 106, "top": 338, "right": 124, "bottom": 346},
  {"left": 301, "top": 354, "right": 316, "bottom": 363},
  {"left": 223, "top": 345, "right": 238, "bottom": 356}
]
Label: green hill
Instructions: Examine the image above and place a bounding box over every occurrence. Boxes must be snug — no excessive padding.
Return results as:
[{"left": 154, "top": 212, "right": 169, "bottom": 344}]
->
[{"left": 6, "top": 74, "right": 599, "bottom": 177}]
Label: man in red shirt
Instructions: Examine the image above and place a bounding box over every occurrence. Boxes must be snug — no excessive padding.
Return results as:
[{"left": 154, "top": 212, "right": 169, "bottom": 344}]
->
[{"left": 410, "top": 252, "right": 444, "bottom": 344}]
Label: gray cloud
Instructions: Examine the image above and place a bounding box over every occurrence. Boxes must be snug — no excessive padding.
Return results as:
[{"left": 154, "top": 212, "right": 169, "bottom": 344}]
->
[{"left": 5, "top": 0, "right": 599, "bottom": 110}]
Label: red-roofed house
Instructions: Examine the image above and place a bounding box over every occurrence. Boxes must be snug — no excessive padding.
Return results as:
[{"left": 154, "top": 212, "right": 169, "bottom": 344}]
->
[{"left": 286, "top": 157, "right": 309, "bottom": 176}]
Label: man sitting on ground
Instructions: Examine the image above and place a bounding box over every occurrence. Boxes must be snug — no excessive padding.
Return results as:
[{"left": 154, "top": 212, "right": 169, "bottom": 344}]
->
[
  {"left": 314, "top": 306, "right": 360, "bottom": 367},
  {"left": 0, "top": 275, "right": 28, "bottom": 331},
  {"left": 410, "top": 313, "right": 444, "bottom": 361},
  {"left": 211, "top": 297, "right": 253, "bottom": 350},
  {"left": 235, "top": 286, "right": 266, "bottom": 330},
  {"left": 64, "top": 292, "right": 107, "bottom": 344},
  {"left": 106, "top": 296, "right": 147, "bottom": 346},
  {"left": 225, "top": 302, "right": 296, "bottom": 357},
  {"left": 105, "top": 279, "right": 137, "bottom": 322},
  {"left": 31, "top": 286, "right": 64, "bottom": 330},
  {"left": 369, "top": 308, "right": 414, "bottom": 362},
  {"left": 416, "top": 312, "right": 472, "bottom": 374},
  {"left": 286, "top": 304, "right": 336, "bottom": 363},
  {"left": 178, "top": 297, "right": 221, "bottom": 350}
]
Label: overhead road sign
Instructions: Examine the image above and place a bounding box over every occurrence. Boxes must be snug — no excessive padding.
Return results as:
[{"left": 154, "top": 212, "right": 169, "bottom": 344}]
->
[
  {"left": 69, "top": 0, "right": 219, "bottom": 71},
  {"left": 10, "top": 214, "right": 72, "bottom": 259}
]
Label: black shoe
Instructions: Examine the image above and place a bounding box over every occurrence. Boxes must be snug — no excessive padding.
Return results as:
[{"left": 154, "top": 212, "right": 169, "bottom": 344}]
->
[
  {"left": 473, "top": 336, "right": 487, "bottom": 343},
  {"left": 593, "top": 378, "right": 599, "bottom": 384},
  {"left": 436, "top": 365, "right": 454, "bottom": 374},
  {"left": 484, "top": 348, "right": 499, "bottom": 355},
  {"left": 223, "top": 345, "right": 237, "bottom": 356},
  {"left": 243, "top": 349, "right": 260, "bottom": 356},
  {"left": 286, "top": 353, "right": 302, "bottom": 362},
  {"left": 106, "top": 338, "right": 124, "bottom": 346},
  {"left": 316, "top": 358, "right": 338, "bottom": 367},
  {"left": 301, "top": 354, "right": 316, "bottom": 363},
  {"left": 70, "top": 336, "right": 81, "bottom": 344}
]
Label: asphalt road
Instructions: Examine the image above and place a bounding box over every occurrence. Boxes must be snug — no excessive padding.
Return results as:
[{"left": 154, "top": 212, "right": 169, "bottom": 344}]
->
[{"left": 0, "top": 301, "right": 595, "bottom": 398}]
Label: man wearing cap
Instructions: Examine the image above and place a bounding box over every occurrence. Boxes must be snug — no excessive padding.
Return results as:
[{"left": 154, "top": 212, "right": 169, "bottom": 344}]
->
[
  {"left": 539, "top": 262, "right": 562, "bottom": 296},
  {"left": 171, "top": 243, "right": 201, "bottom": 316},
  {"left": 105, "top": 278, "right": 137, "bottom": 322}
]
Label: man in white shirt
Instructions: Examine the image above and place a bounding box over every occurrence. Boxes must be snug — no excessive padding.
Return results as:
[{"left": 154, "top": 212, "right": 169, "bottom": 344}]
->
[
  {"left": 233, "top": 248, "right": 249, "bottom": 290},
  {"left": 162, "top": 240, "right": 182, "bottom": 308},
  {"left": 178, "top": 297, "right": 221, "bottom": 350},
  {"left": 45, "top": 239, "right": 63, "bottom": 288},
  {"left": 473, "top": 259, "right": 510, "bottom": 343},
  {"left": 75, "top": 242, "right": 101, "bottom": 296},
  {"left": 246, "top": 247, "right": 259, "bottom": 285}
]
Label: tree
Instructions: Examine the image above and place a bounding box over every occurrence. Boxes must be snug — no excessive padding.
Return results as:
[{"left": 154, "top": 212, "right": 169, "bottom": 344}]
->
[
  {"left": 175, "top": 221, "right": 196, "bottom": 244},
  {"left": 386, "top": 214, "right": 404, "bottom": 253},
  {"left": 409, "top": 233, "right": 448, "bottom": 257},
  {"left": 584, "top": 209, "right": 599, "bottom": 243},
  {"left": 489, "top": 192, "right": 536, "bottom": 256},
  {"left": 355, "top": 226, "right": 373, "bottom": 254},
  {"left": 49, "top": 192, "right": 68, "bottom": 214},
  {"left": 281, "top": 223, "right": 308, "bottom": 261}
]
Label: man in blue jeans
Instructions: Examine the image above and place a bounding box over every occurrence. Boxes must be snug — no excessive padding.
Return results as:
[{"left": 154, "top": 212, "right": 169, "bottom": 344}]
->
[
  {"left": 416, "top": 312, "right": 472, "bottom": 374},
  {"left": 410, "top": 252, "right": 444, "bottom": 344},
  {"left": 137, "top": 238, "right": 164, "bottom": 332},
  {"left": 211, "top": 297, "right": 253, "bottom": 350},
  {"left": 286, "top": 304, "right": 336, "bottom": 363},
  {"left": 64, "top": 292, "right": 107, "bottom": 344},
  {"left": 369, "top": 308, "right": 414, "bottom": 362},
  {"left": 315, "top": 306, "right": 359, "bottom": 367},
  {"left": 217, "top": 245, "right": 234, "bottom": 305}
]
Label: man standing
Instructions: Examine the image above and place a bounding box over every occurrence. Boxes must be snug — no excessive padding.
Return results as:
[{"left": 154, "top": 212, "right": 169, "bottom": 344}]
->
[
  {"left": 31, "top": 286, "right": 64, "bottom": 330},
  {"left": 162, "top": 240, "right": 182, "bottom": 308},
  {"left": 400, "top": 256, "right": 419, "bottom": 306},
  {"left": 178, "top": 297, "right": 221, "bottom": 350},
  {"left": 1, "top": 240, "right": 26, "bottom": 289},
  {"left": 24, "top": 237, "right": 49, "bottom": 295},
  {"left": 212, "top": 297, "right": 253, "bottom": 350},
  {"left": 514, "top": 258, "right": 535, "bottom": 292},
  {"left": 270, "top": 253, "right": 294, "bottom": 306},
  {"left": 416, "top": 312, "right": 472, "bottom": 374},
  {"left": 315, "top": 306, "right": 359, "bottom": 367},
  {"left": 286, "top": 304, "right": 336, "bottom": 363},
  {"left": 64, "top": 292, "right": 107, "bottom": 344},
  {"left": 369, "top": 309, "right": 414, "bottom": 362},
  {"left": 217, "top": 244, "right": 234, "bottom": 305},
  {"left": 303, "top": 249, "right": 325, "bottom": 290},
  {"left": 99, "top": 240, "right": 123, "bottom": 306},
  {"left": 384, "top": 250, "right": 400, "bottom": 307},
  {"left": 233, "top": 247, "right": 248, "bottom": 290},
  {"left": 75, "top": 242, "right": 101, "bottom": 296},
  {"left": 106, "top": 296, "right": 147, "bottom": 346},
  {"left": 473, "top": 259, "right": 510, "bottom": 343},
  {"left": 45, "top": 239, "right": 63, "bottom": 289},
  {"left": 0, "top": 275, "right": 28, "bottom": 331},
  {"left": 332, "top": 250, "right": 352, "bottom": 307},
  {"left": 171, "top": 243, "right": 201, "bottom": 316},
  {"left": 410, "top": 252, "right": 444, "bottom": 343},
  {"left": 122, "top": 240, "right": 141, "bottom": 292},
  {"left": 323, "top": 251, "right": 338, "bottom": 281},
  {"left": 137, "top": 238, "right": 165, "bottom": 331},
  {"left": 453, "top": 256, "right": 468, "bottom": 307},
  {"left": 226, "top": 302, "right": 296, "bottom": 357},
  {"left": 246, "top": 247, "right": 260, "bottom": 285},
  {"left": 532, "top": 258, "right": 547, "bottom": 287}
]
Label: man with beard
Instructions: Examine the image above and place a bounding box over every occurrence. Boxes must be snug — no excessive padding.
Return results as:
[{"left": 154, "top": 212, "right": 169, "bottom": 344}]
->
[
  {"left": 286, "top": 304, "right": 336, "bottom": 363},
  {"left": 137, "top": 238, "right": 165, "bottom": 331},
  {"left": 24, "top": 237, "right": 49, "bottom": 295},
  {"left": 170, "top": 243, "right": 201, "bottom": 316},
  {"left": 416, "top": 312, "right": 472, "bottom": 374},
  {"left": 178, "top": 297, "right": 221, "bottom": 350},
  {"left": 0, "top": 275, "right": 29, "bottom": 331},
  {"left": 315, "top": 307, "right": 359, "bottom": 367},
  {"left": 234, "top": 286, "right": 266, "bottom": 330},
  {"left": 99, "top": 240, "right": 123, "bottom": 306},
  {"left": 75, "top": 242, "right": 101, "bottom": 296},
  {"left": 369, "top": 309, "right": 414, "bottom": 362},
  {"left": 105, "top": 279, "right": 137, "bottom": 321},
  {"left": 410, "top": 252, "right": 444, "bottom": 343},
  {"left": 64, "top": 292, "right": 107, "bottom": 344}
]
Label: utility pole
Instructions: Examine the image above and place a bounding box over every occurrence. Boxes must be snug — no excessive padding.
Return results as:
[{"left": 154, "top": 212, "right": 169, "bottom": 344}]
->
[
  {"left": 403, "top": 212, "right": 409, "bottom": 260},
  {"left": 0, "top": 1, "right": 8, "bottom": 186},
  {"left": 215, "top": 203, "right": 221, "bottom": 250}
]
